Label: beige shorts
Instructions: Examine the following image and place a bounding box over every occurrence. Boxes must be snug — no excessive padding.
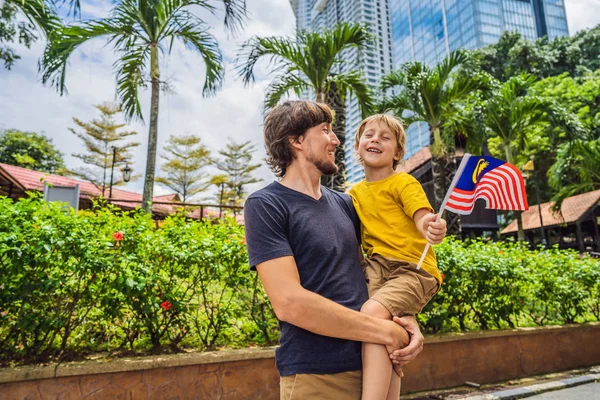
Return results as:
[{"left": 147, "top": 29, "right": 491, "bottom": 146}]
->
[
  {"left": 364, "top": 254, "right": 439, "bottom": 317},
  {"left": 280, "top": 370, "right": 361, "bottom": 400}
]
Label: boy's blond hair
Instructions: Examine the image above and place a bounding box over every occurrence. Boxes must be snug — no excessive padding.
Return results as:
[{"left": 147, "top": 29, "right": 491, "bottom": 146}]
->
[{"left": 354, "top": 114, "right": 406, "bottom": 170}]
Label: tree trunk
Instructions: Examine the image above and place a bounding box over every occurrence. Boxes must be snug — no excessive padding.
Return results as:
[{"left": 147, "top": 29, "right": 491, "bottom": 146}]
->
[
  {"left": 504, "top": 143, "right": 525, "bottom": 241},
  {"left": 321, "top": 82, "right": 346, "bottom": 192},
  {"left": 430, "top": 126, "right": 460, "bottom": 235},
  {"left": 142, "top": 45, "right": 160, "bottom": 213}
]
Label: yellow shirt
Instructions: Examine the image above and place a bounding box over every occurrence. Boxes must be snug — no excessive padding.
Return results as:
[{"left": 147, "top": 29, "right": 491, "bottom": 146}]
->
[{"left": 349, "top": 173, "right": 442, "bottom": 284}]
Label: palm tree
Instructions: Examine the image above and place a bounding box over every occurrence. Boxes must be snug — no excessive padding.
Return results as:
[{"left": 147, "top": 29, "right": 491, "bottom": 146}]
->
[
  {"left": 236, "top": 22, "right": 374, "bottom": 191},
  {"left": 379, "top": 50, "right": 491, "bottom": 231},
  {"left": 484, "top": 74, "right": 549, "bottom": 241},
  {"left": 549, "top": 139, "right": 600, "bottom": 210},
  {"left": 39, "top": 0, "right": 246, "bottom": 213}
]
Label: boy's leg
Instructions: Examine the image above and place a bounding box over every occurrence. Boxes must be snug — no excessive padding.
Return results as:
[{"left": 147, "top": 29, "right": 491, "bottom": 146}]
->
[
  {"left": 360, "top": 299, "right": 402, "bottom": 400},
  {"left": 386, "top": 369, "right": 401, "bottom": 400}
]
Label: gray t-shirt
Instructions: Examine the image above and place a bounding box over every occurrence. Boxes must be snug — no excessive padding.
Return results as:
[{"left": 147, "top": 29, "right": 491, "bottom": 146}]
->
[{"left": 244, "top": 181, "right": 369, "bottom": 376}]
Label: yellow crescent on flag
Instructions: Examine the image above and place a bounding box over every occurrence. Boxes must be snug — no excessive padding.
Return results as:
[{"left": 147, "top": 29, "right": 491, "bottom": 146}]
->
[{"left": 472, "top": 159, "right": 489, "bottom": 183}]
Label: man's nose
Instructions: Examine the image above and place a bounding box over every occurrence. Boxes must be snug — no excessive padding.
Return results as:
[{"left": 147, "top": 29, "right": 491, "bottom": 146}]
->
[{"left": 330, "top": 131, "right": 340, "bottom": 146}]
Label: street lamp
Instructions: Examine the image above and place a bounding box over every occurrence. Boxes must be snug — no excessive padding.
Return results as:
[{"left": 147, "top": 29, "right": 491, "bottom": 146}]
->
[
  {"left": 108, "top": 147, "right": 132, "bottom": 198},
  {"left": 523, "top": 157, "right": 547, "bottom": 248}
]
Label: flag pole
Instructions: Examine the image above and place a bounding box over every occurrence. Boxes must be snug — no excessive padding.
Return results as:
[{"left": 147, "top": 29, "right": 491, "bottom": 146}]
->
[{"left": 416, "top": 153, "right": 473, "bottom": 269}]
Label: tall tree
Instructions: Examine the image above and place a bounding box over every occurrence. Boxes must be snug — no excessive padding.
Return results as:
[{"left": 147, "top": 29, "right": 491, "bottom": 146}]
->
[
  {"left": 471, "top": 26, "right": 600, "bottom": 82},
  {"left": 68, "top": 103, "right": 139, "bottom": 196},
  {"left": 155, "top": 134, "right": 211, "bottom": 202},
  {"left": 209, "top": 173, "right": 230, "bottom": 207},
  {"left": 484, "top": 74, "right": 584, "bottom": 239},
  {"left": 379, "top": 50, "right": 491, "bottom": 233},
  {"left": 213, "top": 140, "right": 261, "bottom": 206},
  {"left": 236, "top": 22, "right": 373, "bottom": 191},
  {"left": 0, "top": 129, "right": 65, "bottom": 172},
  {"left": 40, "top": 0, "right": 247, "bottom": 212}
]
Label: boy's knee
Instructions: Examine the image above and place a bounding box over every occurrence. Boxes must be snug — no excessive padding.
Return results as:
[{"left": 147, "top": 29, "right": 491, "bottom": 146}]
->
[{"left": 360, "top": 299, "right": 392, "bottom": 319}]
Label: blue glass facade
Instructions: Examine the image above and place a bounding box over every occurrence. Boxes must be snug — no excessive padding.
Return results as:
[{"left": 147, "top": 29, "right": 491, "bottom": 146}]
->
[{"left": 388, "top": 0, "right": 569, "bottom": 160}]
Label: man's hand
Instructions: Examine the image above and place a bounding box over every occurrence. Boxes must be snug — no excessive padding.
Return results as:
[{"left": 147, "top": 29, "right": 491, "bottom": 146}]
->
[
  {"left": 389, "top": 316, "right": 424, "bottom": 366},
  {"left": 385, "top": 319, "right": 409, "bottom": 355}
]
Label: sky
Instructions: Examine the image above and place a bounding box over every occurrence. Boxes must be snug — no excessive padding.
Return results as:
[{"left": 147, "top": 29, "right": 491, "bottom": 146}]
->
[{"left": 1, "top": 0, "right": 599, "bottom": 200}]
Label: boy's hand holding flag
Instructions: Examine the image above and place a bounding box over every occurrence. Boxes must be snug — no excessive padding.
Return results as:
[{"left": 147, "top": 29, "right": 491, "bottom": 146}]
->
[{"left": 417, "top": 154, "right": 528, "bottom": 269}]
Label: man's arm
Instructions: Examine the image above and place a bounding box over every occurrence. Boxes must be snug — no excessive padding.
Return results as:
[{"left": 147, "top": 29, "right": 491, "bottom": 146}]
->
[{"left": 256, "top": 256, "right": 408, "bottom": 350}]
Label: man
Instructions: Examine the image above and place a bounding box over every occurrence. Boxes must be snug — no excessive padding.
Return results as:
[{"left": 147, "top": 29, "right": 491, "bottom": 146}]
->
[{"left": 244, "top": 101, "right": 424, "bottom": 399}]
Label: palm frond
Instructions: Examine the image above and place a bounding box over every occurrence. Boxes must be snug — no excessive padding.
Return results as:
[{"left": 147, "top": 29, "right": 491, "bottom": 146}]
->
[
  {"left": 219, "top": 0, "right": 247, "bottom": 35},
  {"left": 327, "top": 71, "right": 372, "bottom": 117},
  {"left": 163, "top": 12, "right": 223, "bottom": 95},
  {"left": 236, "top": 35, "right": 298, "bottom": 84},
  {"left": 115, "top": 44, "right": 150, "bottom": 121},
  {"left": 40, "top": 21, "right": 123, "bottom": 94},
  {"left": 14, "top": 0, "right": 62, "bottom": 34},
  {"left": 264, "top": 74, "right": 310, "bottom": 109}
]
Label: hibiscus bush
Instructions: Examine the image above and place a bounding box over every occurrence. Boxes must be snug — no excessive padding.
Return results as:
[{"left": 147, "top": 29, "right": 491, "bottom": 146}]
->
[
  {"left": 0, "top": 195, "right": 278, "bottom": 365},
  {"left": 0, "top": 195, "right": 598, "bottom": 365}
]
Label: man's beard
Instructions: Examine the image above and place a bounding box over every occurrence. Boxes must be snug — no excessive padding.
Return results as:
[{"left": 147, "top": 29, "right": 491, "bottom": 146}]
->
[{"left": 307, "top": 152, "right": 339, "bottom": 175}]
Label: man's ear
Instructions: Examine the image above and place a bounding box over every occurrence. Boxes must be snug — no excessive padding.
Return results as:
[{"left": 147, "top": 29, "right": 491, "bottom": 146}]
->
[{"left": 289, "top": 135, "right": 304, "bottom": 150}]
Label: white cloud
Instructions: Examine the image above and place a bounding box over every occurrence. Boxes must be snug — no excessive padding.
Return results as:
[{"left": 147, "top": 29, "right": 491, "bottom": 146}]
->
[
  {"left": 564, "top": 0, "right": 600, "bottom": 34},
  {"left": 0, "top": 0, "right": 296, "bottom": 200}
]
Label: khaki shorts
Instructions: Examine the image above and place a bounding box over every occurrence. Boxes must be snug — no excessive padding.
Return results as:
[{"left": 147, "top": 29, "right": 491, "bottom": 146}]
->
[
  {"left": 280, "top": 370, "right": 361, "bottom": 400},
  {"left": 364, "top": 254, "right": 439, "bottom": 317}
]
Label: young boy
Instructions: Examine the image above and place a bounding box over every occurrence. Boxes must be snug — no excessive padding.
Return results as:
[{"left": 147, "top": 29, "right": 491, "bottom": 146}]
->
[{"left": 349, "top": 114, "right": 447, "bottom": 400}]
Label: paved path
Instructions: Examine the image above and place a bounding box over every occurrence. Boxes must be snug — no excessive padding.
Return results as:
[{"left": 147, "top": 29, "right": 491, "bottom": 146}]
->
[{"left": 527, "top": 382, "right": 600, "bottom": 399}]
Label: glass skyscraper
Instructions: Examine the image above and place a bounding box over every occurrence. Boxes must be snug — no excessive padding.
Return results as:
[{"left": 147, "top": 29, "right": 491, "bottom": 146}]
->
[
  {"left": 389, "top": 0, "right": 569, "bottom": 159},
  {"left": 290, "top": 0, "right": 394, "bottom": 183}
]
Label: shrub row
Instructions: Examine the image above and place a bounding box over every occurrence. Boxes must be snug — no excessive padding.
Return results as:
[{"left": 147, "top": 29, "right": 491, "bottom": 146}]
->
[{"left": 0, "top": 196, "right": 598, "bottom": 364}]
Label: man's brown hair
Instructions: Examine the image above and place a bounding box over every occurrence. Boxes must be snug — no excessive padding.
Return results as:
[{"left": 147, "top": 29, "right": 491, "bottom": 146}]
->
[
  {"left": 354, "top": 114, "right": 406, "bottom": 170},
  {"left": 264, "top": 101, "right": 333, "bottom": 177}
]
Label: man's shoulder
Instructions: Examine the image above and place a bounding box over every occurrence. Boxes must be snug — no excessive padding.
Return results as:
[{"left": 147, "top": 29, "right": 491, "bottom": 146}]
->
[
  {"left": 246, "top": 182, "right": 281, "bottom": 202},
  {"left": 322, "top": 186, "right": 353, "bottom": 204}
]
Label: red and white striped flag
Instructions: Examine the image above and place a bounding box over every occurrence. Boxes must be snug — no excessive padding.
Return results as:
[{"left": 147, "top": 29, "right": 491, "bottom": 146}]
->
[
  {"left": 416, "top": 153, "right": 528, "bottom": 269},
  {"left": 445, "top": 155, "right": 528, "bottom": 214}
]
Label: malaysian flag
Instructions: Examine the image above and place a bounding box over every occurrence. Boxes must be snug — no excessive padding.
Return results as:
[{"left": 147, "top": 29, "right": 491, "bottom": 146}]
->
[
  {"left": 416, "top": 153, "right": 528, "bottom": 269},
  {"left": 444, "top": 154, "right": 528, "bottom": 215}
]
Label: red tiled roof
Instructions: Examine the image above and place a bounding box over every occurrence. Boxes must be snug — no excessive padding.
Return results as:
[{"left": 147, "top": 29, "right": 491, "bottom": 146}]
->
[
  {"left": 0, "top": 163, "right": 176, "bottom": 215},
  {"left": 502, "top": 189, "right": 600, "bottom": 234},
  {"left": 153, "top": 193, "right": 181, "bottom": 202},
  {"left": 396, "top": 147, "right": 432, "bottom": 173}
]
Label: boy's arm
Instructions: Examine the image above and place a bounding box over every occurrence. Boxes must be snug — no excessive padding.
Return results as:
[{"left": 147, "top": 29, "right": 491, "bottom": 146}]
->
[
  {"left": 413, "top": 209, "right": 447, "bottom": 244},
  {"left": 256, "top": 256, "right": 410, "bottom": 350}
]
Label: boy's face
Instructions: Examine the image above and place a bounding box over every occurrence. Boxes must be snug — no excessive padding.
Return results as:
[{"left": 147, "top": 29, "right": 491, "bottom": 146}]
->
[{"left": 356, "top": 121, "right": 401, "bottom": 169}]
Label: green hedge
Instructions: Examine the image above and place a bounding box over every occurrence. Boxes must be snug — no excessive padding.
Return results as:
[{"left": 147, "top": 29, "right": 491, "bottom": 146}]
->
[
  {"left": 0, "top": 196, "right": 598, "bottom": 365},
  {"left": 0, "top": 195, "right": 278, "bottom": 365},
  {"left": 421, "top": 237, "right": 600, "bottom": 333}
]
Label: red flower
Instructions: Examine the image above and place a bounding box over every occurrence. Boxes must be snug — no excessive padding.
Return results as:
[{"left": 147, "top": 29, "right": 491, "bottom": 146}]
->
[
  {"left": 112, "top": 232, "right": 124, "bottom": 241},
  {"left": 440, "top": 273, "right": 445, "bottom": 280},
  {"left": 160, "top": 300, "right": 172, "bottom": 311}
]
